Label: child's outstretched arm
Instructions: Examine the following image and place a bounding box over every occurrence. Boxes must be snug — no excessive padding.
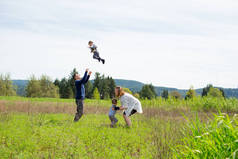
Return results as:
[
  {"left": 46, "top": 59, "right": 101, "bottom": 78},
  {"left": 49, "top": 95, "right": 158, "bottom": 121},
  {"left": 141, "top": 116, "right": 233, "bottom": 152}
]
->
[
  {"left": 114, "top": 106, "right": 120, "bottom": 110},
  {"left": 89, "top": 47, "right": 94, "bottom": 53},
  {"left": 119, "top": 106, "right": 126, "bottom": 110}
]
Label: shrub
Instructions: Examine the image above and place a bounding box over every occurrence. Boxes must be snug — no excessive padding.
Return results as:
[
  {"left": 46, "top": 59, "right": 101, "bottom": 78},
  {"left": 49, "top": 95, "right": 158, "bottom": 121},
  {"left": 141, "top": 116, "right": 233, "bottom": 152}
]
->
[
  {"left": 93, "top": 88, "right": 100, "bottom": 100},
  {"left": 185, "top": 87, "right": 196, "bottom": 100},
  {"left": 0, "top": 74, "right": 16, "bottom": 96},
  {"left": 26, "top": 75, "right": 59, "bottom": 98},
  {"left": 170, "top": 91, "right": 182, "bottom": 99},
  {"left": 208, "top": 87, "right": 224, "bottom": 98}
]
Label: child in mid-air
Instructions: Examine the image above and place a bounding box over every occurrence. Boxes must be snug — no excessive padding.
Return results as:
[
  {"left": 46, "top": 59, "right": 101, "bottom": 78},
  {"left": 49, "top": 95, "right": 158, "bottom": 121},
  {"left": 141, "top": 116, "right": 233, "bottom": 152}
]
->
[
  {"left": 88, "top": 41, "right": 105, "bottom": 64},
  {"left": 108, "top": 98, "right": 121, "bottom": 127}
]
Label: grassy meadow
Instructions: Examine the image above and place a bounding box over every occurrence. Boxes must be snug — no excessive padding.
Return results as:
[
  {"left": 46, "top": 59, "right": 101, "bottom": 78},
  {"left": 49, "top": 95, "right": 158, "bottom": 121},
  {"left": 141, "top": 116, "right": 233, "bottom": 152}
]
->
[{"left": 1, "top": 96, "right": 238, "bottom": 158}]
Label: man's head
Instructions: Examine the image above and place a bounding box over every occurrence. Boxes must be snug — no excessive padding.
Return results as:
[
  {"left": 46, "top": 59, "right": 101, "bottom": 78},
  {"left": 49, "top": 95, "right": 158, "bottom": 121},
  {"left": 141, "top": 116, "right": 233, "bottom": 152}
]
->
[
  {"left": 74, "top": 73, "right": 80, "bottom": 80},
  {"left": 88, "top": 41, "right": 93, "bottom": 46}
]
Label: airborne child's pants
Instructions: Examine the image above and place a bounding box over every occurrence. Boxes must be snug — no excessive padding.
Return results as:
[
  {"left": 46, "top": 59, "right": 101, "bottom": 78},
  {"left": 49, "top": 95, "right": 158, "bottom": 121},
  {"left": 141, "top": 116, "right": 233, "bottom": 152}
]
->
[
  {"left": 93, "top": 52, "right": 105, "bottom": 64},
  {"left": 93, "top": 52, "right": 101, "bottom": 61}
]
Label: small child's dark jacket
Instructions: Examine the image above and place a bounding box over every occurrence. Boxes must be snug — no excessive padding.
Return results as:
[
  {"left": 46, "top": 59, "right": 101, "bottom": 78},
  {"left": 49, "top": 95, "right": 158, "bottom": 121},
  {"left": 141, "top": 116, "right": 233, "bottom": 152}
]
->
[{"left": 108, "top": 105, "right": 120, "bottom": 116}]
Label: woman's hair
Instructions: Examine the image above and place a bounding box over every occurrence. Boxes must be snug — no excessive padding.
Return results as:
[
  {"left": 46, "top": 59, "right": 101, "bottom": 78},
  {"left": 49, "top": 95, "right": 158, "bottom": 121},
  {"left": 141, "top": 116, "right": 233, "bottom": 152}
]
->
[
  {"left": 112, "top": 98, "right": 117, "bottom": 104},
  {"left": 88, "top": 41, "right": 93, "bottom": 44},
  {"left": 116, "top": 86, "right": 125, "bottom": 97}
]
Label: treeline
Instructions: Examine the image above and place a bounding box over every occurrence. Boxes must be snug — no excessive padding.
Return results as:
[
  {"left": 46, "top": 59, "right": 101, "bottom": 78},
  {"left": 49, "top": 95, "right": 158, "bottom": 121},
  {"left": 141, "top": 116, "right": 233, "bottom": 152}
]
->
[
  {"left": 0, "top": 71, "right": 227, "bottom": 100},
  {"left": 53, "top": 69, "right": 116, "bottom": 99},
  {"left": 158, "top": 84, "right": 226, "bottom": 100},
  {"left": 0, "top": 70, "right": 116, "bottom": 99},
  {"left": 134, "top": 84, "right": 226, "bottom": 100}
]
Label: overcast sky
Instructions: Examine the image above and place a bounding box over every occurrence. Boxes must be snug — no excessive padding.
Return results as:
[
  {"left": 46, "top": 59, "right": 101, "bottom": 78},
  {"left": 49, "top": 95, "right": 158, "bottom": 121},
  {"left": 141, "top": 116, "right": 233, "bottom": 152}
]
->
[{"left": 0, "top": 0, "right": 238, "bottom": 89}]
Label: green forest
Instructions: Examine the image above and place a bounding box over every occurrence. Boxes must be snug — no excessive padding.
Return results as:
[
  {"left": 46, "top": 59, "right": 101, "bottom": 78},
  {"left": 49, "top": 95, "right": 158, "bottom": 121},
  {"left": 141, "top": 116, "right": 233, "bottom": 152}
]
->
[{"left": 2, "top": 68, "right": 237, "bottom": 99}]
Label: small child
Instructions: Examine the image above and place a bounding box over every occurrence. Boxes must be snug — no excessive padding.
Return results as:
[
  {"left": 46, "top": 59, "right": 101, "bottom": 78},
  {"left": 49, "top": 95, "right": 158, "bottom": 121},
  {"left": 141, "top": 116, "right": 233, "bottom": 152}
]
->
[
  {"left": 108, "top": 98, "right": 120, "bottom": 127},
  {"left": 88, "top": 41, "right": 105, "bottom": 64}
]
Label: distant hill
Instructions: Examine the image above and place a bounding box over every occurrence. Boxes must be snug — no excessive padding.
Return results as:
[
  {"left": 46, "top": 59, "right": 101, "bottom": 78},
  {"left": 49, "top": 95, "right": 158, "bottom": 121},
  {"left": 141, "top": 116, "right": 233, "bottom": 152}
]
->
[
  {"left": 114, "top": 79, "right": 187, "bottom": 96},
  {"left": 12, "top": 79, "right": 238, "bottom": 98},
  {"left": 113, "top": 79, "right": 238, "bottom": 98},
  {"left": 114, "top": 79, "right": 144, "bottom": 93},
  {"left": 115, "top": 79, "right": 189, "bottom": 96},
  {"left": 12, "top": 80, "right": 28, "bottom": 96}
]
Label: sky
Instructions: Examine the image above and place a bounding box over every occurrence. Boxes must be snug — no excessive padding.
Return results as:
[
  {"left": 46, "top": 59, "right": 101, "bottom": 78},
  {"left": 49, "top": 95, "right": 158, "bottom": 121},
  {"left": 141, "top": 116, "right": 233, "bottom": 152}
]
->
[{"left": 0, "top": 0, "right": 238, "bottom": 89}]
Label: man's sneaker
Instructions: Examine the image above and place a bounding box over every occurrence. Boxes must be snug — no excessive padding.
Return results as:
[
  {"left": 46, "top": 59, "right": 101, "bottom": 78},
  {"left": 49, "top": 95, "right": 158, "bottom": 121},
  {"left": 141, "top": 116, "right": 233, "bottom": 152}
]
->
[
  {"left": 74, "top": 117, "right": 79, "bottom": 122},
  {"left": 74, "top": 114, "right": 79, "bottom": 122}
]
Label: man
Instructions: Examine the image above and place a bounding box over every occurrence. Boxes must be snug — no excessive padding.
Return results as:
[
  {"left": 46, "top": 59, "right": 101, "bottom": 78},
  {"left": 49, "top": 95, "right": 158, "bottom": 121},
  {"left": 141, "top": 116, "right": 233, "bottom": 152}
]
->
[{"left": 74, "top": 68, "right": 92, "bottom": 122}]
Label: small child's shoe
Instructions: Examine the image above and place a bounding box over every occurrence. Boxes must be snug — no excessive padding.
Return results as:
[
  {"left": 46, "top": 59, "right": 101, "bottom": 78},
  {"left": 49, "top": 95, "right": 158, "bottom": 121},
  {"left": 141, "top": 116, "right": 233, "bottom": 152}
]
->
[{"left": 110, "top": 124, "right": 115, "bottom": 128}]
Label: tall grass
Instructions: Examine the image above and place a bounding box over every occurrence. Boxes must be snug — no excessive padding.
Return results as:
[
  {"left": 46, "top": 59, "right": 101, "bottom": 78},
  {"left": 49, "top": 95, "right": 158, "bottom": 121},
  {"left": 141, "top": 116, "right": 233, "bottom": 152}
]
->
[
  {"left": 0, "top": 96, "right": 112, "bottom": 107},
  {"left": 174, "top": 113, "right": 238, "bottom": 158},
  {"left": 141, "top": 96, "right": 238, "bottom": 112},
  {"left": 1, "top": 96, "right": 238, "bottom": 112}
]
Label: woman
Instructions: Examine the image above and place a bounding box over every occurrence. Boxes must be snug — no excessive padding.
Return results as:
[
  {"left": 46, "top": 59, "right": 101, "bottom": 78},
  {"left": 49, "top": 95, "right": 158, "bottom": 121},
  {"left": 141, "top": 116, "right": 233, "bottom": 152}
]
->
[{"left": 115, "top": 86, "right": 143, "bottom": 127}]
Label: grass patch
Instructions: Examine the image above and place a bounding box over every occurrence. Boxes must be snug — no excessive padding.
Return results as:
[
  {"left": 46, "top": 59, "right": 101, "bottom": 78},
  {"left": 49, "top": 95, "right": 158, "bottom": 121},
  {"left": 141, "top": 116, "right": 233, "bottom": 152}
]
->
[
  {"left": 174, "top": 113, "right": 238, "bottom": 158},
  {"left": 1, "top": 96, "right": 238, "bottom": 158},
  {"left": 0, "top": 113, "right": 185, "bottom": 159}
]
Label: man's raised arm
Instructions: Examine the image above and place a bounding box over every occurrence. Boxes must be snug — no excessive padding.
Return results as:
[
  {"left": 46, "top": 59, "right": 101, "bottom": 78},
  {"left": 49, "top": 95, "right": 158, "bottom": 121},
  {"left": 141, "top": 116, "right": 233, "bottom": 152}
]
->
[
  {"left": 84, "top": 71, "right": 92, "bottom": 84},
  {"left": 80, "top": 69, "right": 88, "bottom": 83}
]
